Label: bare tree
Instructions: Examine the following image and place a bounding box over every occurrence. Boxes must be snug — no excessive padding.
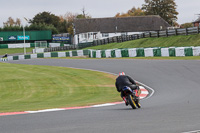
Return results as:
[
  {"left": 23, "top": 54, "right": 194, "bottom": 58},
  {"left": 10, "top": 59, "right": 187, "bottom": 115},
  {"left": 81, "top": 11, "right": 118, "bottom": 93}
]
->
[
  {"left": 81, "top": 7, "right": 86, "bottom": 18},
  {"left": 15, "top": 18, "right": 21, "bottom": 26},
  {"left": 4, "top": 17, "right": 15, "bottom": 26},
  {"left": 61, "top": 12, "right": 77, "bottom": 23},
  {"left": 79, "top": 7, "right": 91, "bottom": 18}
]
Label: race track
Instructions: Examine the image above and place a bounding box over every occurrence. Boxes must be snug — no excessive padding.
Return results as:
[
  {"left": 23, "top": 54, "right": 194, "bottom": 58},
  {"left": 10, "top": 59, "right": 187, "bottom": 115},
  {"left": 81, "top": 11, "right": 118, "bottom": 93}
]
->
[{"left": 1, "top": 58, "right": 200, "bottom": 133}]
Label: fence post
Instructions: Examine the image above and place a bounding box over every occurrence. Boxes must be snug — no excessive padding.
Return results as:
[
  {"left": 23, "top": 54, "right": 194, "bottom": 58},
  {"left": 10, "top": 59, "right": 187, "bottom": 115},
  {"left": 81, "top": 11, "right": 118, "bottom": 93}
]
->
[
  {"left": 157, "top": 31, "right": 160, "bottom": 38},
  {"left": 137, "top": 34, "right": 139, "bottom": 39},
  {"left": 117, "top": 36, "right": 119, "bottom": 43},
  {"left": 115, "top": 37, "right": 117, "bottom": 43},
  {"left": 186, "top": 28, "right": 188, "bottom": 35},
  {"left": 142, "top": 33, "right": 145, "bottom": 38},
  {"left": 175, "top": 29, "right": 177, "bottom": 35},
  {"left": 166, "top": 29, "right": 168, "bottom": 37},
  {"left": 129, "top": 35, "right": 132, "bottom": 40},
  {"left": 198, "top": 27, "right": 200, "bottom": 34},
  {"left": 112, "top": 37, "right": 114, "bottom": 43},
  {"left": 132, "top": 35, "right": 134, "bottom": 40},
  {"left": 121, "top": 36, "right": 123, "bottom": 42},
  {"left": 149, "top": 32, "right": 151, "bottom": 37},
  {"left": 126, "top": 35, "right": 129, "bottom": 41}
]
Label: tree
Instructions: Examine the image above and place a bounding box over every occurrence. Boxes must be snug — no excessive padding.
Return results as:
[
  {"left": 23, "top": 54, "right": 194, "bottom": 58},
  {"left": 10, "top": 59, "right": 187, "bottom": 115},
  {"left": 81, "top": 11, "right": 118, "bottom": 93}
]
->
[
  {"left": 142, "top": 0, "right": 178, "bottom": 25},
  {"left": 3, "top": 17, "right": 22, "bottom": 27},
  {"left": 30, "top": 11, "right": 60, "bottom": 28},
  {"left": 3, "top": 17, "right": 15, "bottom": 26},
  {"left": 59, "top": 12, "right": 78, "bottom": 35},
  {"left": 67, "top": 25, "right": 74, "bottom": 36},
  {"left": 127, "top": 7, "right": 145, "bottom": 16},
  {"left": 58, "top": 20, "right": 68, "bottom": 33},
  {"left": 61, "top": 12, "right": 77, "bottom": 22},
  {"left": 27, "top": 23, "right": 58, "bottom": 34},
  {"left": 15, "top": 18, "right": 21, "bottom": 26},
  {"left": 60, "top": 10, "right": 91, "bottom": 35},
  {"left": 2, "top": 26, "right": 22, "bottom": 31},
  {"left": 115, "top": 7, "right": 145, "bottom": 17},
  {"left": 115, "top": 13, "right": 129, "bottom": 17},
  {"left": 180, "top": 23, "right": 193, "bottom": 28},
  {"left": 77, "top": 7, "right": 91, "bottom": 19}
]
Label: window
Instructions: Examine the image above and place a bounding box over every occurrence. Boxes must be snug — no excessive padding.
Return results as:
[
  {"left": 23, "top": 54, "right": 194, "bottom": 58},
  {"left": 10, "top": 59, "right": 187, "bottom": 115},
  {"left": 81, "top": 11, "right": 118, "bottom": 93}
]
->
[
  {"left": 121, "top": 32, "right": 127, "bottom": 36},
  {"left": 84, "top": 33, "right": 87, "bottom": 38},
  {"left": 102, "top": 33, "right": 109, "bottom": 37}
]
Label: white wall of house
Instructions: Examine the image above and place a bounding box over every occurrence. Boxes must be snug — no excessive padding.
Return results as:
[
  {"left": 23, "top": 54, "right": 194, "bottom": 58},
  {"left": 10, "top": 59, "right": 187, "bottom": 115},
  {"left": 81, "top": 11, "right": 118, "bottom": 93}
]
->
[
  {"left": 74, "top": 32, "right": 97, "bottom": 44},
  {"left": 74, "top": 31, "right": 142, "bottom": 45}
]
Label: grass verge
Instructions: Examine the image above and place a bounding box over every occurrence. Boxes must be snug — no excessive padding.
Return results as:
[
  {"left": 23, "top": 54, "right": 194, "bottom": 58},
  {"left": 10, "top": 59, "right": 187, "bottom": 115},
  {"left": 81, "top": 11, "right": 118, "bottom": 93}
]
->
[
  {"left": 0, "top": 48, "right": 34, "bottom": 55},
  {"left": 83, "top": 34, "right": 200, "bottom": 50},
  {"left": 0, "top": 62, "right": 120, "bottom": 113}
]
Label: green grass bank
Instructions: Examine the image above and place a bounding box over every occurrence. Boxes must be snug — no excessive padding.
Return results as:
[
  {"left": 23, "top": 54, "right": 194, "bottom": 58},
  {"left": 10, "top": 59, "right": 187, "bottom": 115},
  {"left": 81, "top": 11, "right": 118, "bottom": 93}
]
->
[
  {"left": 0, "top": 48, "right": 34, "bottom": 55},
  {"left": 84, "top": 34, "right": 200, "bottom": 50},
  {"left": 0, "top": 62, "right": 120, "bottom": 113}
]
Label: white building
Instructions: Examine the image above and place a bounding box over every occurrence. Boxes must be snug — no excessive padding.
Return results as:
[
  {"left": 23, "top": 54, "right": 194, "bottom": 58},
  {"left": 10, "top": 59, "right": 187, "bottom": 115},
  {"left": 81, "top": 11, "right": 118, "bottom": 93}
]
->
[
  {"left": 74, "top": 31, "right": 141, "bottom": 44},
  {"left": 74, "top": 16, "right": 170, "bottom": 45}
]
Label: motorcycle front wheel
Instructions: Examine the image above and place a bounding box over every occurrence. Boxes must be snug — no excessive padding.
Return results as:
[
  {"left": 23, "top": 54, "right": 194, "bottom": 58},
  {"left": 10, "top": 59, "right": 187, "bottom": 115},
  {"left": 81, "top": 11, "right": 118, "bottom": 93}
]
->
[
  {"left": 135, "top": 98, "right": 141, "bottom": 108},
  {"left": 127, "top": 95, "right": 137, "bottom": 109}
]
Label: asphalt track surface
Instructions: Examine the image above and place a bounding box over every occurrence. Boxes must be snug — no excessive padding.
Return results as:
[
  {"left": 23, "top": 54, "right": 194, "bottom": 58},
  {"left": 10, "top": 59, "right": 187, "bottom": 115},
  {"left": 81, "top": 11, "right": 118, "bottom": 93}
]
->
[{"left": 1, "top": 58, "right": 200, "bottom": 133}]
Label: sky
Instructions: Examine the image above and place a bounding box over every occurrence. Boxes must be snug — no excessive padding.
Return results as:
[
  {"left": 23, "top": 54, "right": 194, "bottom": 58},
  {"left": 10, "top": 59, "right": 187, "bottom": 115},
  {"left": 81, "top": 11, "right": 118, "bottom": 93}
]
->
[{"left": 1, "top": 0, "right": 200, "bottom": 27}]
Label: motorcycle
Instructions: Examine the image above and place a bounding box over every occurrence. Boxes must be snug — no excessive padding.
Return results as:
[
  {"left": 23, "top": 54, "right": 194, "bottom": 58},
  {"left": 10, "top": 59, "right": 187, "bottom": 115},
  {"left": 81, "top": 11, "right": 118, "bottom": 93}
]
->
[{"left": 122, "top": 86, "right": 141, "bottom": 109}]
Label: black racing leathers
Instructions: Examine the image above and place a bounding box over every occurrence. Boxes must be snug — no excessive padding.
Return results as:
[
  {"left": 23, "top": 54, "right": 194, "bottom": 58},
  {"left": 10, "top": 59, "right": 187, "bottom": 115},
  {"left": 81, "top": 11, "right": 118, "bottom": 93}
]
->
[{"left": 115, "top": 75, "right": 138, "bottom": 98}]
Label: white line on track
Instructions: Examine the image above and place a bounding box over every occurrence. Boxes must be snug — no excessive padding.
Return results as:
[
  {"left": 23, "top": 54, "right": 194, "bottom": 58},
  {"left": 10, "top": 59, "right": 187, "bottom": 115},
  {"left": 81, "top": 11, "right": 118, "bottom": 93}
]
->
[
  {"left": 92, "top": 103, "right": 116, "bottom": 107},
  {"left": 136, "top": 80, "right": 155, "bottom": 100},
  {"left": 0, "top": 65, "right": 154, "bottom": 116},
  {"left": 182, "top": 130, "right": 200, "bottom": 133},
  {"left": 25, "top": 108, "right": 65, "bottom": 113}
]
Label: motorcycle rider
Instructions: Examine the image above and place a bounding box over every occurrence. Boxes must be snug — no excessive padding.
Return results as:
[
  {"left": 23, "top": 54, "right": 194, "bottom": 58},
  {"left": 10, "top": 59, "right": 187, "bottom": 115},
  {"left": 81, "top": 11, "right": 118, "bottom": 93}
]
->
[
  {"left": 115, "top": 72, "right": 140, "bottom": 105},
  {"left": 2, "top": 53, "right": 8, "bottom": 58}
]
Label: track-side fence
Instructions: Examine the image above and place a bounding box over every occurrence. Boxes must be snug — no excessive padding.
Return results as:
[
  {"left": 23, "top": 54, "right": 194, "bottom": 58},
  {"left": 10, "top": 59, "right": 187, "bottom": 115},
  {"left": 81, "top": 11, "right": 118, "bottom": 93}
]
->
[
  {"left": 3, "top": 46, "right": 200, "bottom": 61},
  {"left": 77, "top": 27, "right": 200, "bottom": 49}
]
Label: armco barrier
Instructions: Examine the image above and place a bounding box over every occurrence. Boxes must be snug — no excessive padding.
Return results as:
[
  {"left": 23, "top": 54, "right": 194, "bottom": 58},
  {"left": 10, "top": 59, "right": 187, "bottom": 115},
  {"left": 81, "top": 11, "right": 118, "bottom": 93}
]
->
[
  {"left": 89, "top": 47, "right": 200, "bottom": 58},
  {"left": 0, "top": 43, "right": 59, "bottom": 49},
  {"left": 7, "top": 50, "right": 90, "bottom": 61},
  {"left": 6, "top": 47, "right": 200, "bottom": 61},
  {"left": 1, "top": 58, "right": 8, "bottom": 61}
]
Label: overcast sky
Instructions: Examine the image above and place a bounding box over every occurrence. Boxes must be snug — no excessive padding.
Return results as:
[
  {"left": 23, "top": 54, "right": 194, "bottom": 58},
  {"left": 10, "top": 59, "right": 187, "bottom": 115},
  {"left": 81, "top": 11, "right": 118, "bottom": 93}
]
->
[{"left": 1, "top": 0, "right": 200, "bottom": 27}]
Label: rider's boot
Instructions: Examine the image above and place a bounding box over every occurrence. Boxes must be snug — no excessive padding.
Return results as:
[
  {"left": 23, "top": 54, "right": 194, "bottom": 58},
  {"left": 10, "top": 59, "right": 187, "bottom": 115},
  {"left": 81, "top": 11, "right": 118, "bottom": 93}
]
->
[{"left": 123, "top": 97, "right": 128, "bottom": 106}]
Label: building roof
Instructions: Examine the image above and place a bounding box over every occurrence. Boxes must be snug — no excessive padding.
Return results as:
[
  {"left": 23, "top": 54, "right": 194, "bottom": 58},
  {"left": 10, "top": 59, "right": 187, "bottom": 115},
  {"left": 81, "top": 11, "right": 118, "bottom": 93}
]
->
[
  {"left": 193, "top": 17, "right": 200, "bottom": 23},
  {"left": 74, "top": 15, "right": 170, "bottom": 34}
]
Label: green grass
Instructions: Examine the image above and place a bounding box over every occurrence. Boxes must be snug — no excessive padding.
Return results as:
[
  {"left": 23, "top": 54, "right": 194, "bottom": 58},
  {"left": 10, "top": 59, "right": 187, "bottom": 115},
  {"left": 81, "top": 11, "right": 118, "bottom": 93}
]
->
[
  {"left": 0, "top": 63, "right": 120, "bottom": 113},
  {"left": 83, "top": 34, "right": 200, "bottom": 50},
  {"left": 0, "top": 48, "right": 34, "bottom": 55}
]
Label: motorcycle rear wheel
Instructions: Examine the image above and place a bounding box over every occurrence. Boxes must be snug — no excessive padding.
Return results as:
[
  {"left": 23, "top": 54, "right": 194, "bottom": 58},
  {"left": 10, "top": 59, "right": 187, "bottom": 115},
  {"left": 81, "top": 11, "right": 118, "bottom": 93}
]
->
[{"left": 128, "top": 95, "right": 137, "bottom": 109}]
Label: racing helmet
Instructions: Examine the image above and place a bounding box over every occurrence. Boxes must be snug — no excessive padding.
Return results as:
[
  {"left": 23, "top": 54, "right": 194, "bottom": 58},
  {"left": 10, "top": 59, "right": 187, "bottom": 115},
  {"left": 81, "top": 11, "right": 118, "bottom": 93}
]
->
[{"left": 119, "top": 72, "right": 125, "bottom": 76}]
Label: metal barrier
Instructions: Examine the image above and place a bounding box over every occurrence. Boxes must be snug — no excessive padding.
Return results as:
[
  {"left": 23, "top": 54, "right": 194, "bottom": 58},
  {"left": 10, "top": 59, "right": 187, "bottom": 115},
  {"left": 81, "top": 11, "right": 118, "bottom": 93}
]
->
[
  {"left": 44, "top": 46, "right": 76, "bottom": 52},
  {"left": 92, "top": 27, "right": 200, "bottom": 46},
  {"left": 1, "top": 58, "right": 8, "bottom": 61}
]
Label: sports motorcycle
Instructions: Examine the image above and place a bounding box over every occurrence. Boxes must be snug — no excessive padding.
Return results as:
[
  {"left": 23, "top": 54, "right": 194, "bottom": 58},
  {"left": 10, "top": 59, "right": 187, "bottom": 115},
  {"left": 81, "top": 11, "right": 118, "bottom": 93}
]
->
[{"left": 122, "top": 86, "right": 141, "bottom": 109}]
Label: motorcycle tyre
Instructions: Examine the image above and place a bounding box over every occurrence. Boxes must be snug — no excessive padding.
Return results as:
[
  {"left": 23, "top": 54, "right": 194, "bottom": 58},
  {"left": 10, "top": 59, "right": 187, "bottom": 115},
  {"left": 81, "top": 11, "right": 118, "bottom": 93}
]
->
[
  {"left": 128, "top": 95, "right": 137, "bottom": 109},
  {"left": 135, "top": 98, "right": 141, "bottom": 108}
]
